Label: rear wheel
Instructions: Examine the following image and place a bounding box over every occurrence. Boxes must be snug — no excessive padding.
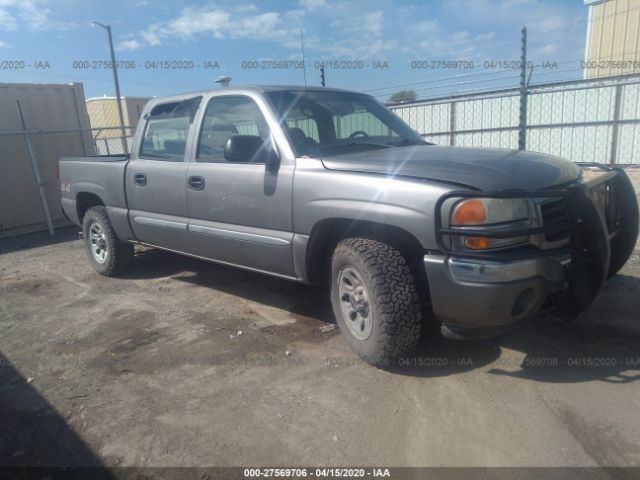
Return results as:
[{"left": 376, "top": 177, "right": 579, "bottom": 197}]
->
[
  {"left": 330, "top": 238, "right": 422, "bottom": 366},
  {"left": 82, "top": 206, "right": 133, "bottom": 276}
]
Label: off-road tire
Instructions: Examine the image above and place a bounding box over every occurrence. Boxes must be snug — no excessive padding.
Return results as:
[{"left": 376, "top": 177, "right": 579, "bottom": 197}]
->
[
  {"left": 82, "top": 206, "right": 133, "bottom": 276},
  {"left": 330, "top": 238, "right": 422, "bottom": 366},
  {"left": 607, "top": 172, "right": 639, "bottom": 278}
]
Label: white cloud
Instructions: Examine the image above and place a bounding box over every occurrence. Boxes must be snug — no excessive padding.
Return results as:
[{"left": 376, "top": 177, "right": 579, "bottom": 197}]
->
[
  {"left": 298, "top": 0, "right": 326, "bottom": 10},
  {"left": 0, "top": 0, "right": 72, "bottom": 32},
  {"left": 540, "top": 42, "right": 559, "bottom": 54},
  {"left": 442, "top": 0, "right": 586, "bottom": 61},
  {"left": 284, "top": 9, "right": 306, "bottom": 21},
  {"left": 0, "top": 7, "right": 17, "bottom": 31},
  {"left": 362, "top": 11, "right": 384, "bottom": 36},
  {"left": 117, "top": 39, "right": 143, "bottom": 51},
  {"left": 501, "top": 0, "right": 538, "bottom": 7},
  {"left": 130, "top": 2, "right": 381, "bottom": 58},
  {"left": 319, "top": 10, "right": 394, "bottom": 57},
  {"left": 409, "top": 20, "right": 441, "bottom": 36},
  {"left": 166, "top": 7, "right": 231, "bottom": 38},
  {"left": 15, "top": 0, "right": 47, "bottom": 30},
  {"left": 125, "top": 1, "right": 496, "bottom": 60},
  {"left": 407, "top": 17, "right": 497, "bottom": 59},
  {"left": 140, "top": 25, "right": 161, "bottom": 46},
  {"left": 134, "top": 4, "right": 301, "bottom": 49},
  {"left": 530, "top": 16, "right": 567, "bottom": 34},
  {"left": 231, "top": 12, "right": 282, "bottom": 39},
  {"left": 121, "top": 0, "right": 584, "bottom": 66}
]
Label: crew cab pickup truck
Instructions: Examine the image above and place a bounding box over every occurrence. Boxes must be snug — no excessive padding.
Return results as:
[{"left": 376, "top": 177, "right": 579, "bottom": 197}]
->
[{"left": 59, "top": 86, "right": 639, "bottom": 366}]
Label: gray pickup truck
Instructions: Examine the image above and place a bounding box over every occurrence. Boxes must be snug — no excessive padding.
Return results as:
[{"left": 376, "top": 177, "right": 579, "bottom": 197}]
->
[{"left": 60, "top": 86, "right": 639, "bottom": 366}]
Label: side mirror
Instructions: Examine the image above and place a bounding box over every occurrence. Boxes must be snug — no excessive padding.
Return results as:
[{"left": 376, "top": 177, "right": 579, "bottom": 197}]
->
[
  {"left": 224, "top": 135, "right": 262, "bottom": 163},
  {"left": 223, "top": 135, "right": 280, "bottom": 173}
]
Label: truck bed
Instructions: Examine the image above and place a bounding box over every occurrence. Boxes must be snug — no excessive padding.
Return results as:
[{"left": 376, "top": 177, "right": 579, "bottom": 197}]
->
[{"left": 59, "top": 155, "right": 131, "bottom": 226}]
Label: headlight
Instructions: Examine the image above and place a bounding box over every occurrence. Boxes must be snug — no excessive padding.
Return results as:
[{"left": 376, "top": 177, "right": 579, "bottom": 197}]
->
[
  {"left": 449, "top": 197, "right": 532, "bottom": 250},
  {"left": 452, "top": 198, "right": 530, "bottom": 226}
]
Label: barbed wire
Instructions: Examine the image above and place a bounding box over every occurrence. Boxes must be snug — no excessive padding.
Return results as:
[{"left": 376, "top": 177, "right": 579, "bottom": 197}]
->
[
  {"left": 368, "top": 59, "right": 589, "bottom": 96},
  {"left": 370, "top": 51, "right": 640, "bottom": 100}
]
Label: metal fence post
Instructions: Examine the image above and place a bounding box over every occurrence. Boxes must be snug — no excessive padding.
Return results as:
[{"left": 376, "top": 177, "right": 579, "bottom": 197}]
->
[
  {"left": 518, "top": 26, "right": 528, "bottom": 150},
  {"left": 609, "top": 84, "right": 622, "bottom": 164},
  {"left": 449, "top": 101, "right": 457, "bottom": 146},
  {"left": 70, "top": 88, "right": 90, "bottom": 155},
  {"left": 15, "top": 99, "right": 55, "bottom": 237}
]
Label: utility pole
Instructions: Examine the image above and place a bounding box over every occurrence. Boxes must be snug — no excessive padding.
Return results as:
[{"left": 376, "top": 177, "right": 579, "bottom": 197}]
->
[
  {"left": 92, "top": 21, "right": 128, "bottom": 154},
  {"left": 518, "top": 25, "right": 528, "bottom": 151},
  {"left": 320, "top": 65, "right": 325, "bottom": 87},
  {"left": 300, "top": 29, "right": 307, "bottom": 87}
]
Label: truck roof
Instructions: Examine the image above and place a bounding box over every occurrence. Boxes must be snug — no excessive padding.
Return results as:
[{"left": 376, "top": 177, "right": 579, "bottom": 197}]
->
[
  {"left": 250, "top": 85, "right": 362, "bottom": 94},
  {"left": 145, "top": 85, "right": 367, "bottom": 105}
]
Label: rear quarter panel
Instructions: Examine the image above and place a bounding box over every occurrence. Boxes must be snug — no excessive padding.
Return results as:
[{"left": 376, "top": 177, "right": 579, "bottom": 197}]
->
[{"left": 59, "top": 156, "right": 128, "bottom": 231}]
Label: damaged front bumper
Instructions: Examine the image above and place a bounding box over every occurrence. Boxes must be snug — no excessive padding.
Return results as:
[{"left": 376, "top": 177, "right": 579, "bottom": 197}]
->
[
  {"left": 424, "top": 253, "right": 569, "bottom": 338},
  {"left": 425, "top": 164, "right": 639, "bottom": 338}
]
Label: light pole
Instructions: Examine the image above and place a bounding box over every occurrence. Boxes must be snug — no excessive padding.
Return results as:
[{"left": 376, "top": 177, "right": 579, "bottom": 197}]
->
[{"left": 92, "top": 21, "right": 128, "bottom": 153}]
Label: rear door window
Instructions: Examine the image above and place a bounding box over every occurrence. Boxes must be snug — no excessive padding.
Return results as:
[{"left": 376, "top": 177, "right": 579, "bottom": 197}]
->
[{"left": 140, "top": 97, "right": 201, "bottom": 161}]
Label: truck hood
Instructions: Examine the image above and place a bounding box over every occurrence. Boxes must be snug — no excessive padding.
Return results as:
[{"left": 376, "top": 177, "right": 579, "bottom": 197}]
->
[{"left": 319, "top": 145, "right": 581, "bottom": 191}]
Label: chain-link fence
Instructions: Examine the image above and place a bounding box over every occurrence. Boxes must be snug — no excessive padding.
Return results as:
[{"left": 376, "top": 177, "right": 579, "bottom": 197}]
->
[
  {"left": 0, "top": 126, "right": 133, "bottom": 238},
  {"left": 390, "top": 73, "right": 640, "bottom": 164},
  {"left": 3, "top": 74, "right": 640, "bottom": 238}
]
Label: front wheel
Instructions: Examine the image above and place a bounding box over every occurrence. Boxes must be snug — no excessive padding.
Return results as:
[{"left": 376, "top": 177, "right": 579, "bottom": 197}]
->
[
  {"left": 82, "top": 206, "right": 133, "bottom": 276},
  {"left": 330, "top": 238, "right": 422, "bottom": 366},
  {"left": 608, "top": 171, "right": 639, "bottom": 278}
]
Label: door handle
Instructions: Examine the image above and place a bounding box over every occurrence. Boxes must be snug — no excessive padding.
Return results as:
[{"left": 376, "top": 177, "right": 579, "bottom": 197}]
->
[
  {"left": 134, "top": 173, "right": 147, "bottom": 186},
  {"left": 188, "top": 176, "right": 205, "bottom": 191}
]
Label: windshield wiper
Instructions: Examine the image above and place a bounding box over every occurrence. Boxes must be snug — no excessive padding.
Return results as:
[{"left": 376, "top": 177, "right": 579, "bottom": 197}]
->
[
  {"left": 387, "top": 138, "right": 430, "bottom": 146},
  {"left": 314, "top": 142, "right": 391, "bottom": 155}
]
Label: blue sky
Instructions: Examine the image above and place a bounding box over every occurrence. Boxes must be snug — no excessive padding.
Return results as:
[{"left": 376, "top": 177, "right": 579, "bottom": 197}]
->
[{"left": 0, "top": 0, "right": 588, "bottom": 101}]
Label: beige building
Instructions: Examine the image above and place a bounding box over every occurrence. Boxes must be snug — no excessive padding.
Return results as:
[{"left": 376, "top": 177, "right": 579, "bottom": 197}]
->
[
  {"left": 584, "top": 0, "right": 640, "bottom": 78},
  {"left": 86, "top": 96, "right": 151, "bottom": 139}
]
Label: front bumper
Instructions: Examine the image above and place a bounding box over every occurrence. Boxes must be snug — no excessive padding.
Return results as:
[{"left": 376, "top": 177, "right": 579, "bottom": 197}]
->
[
  {"left": 425, "top": 164, "right": 638, "bottom": 338},
  {"left": 424, "top": 254, "right": 568, "bottom": 335}
]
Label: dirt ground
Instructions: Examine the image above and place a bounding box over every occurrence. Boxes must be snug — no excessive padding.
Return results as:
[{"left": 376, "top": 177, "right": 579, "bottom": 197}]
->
[{"left": 1, "top": 168, "right": 640, "bottom": 470}]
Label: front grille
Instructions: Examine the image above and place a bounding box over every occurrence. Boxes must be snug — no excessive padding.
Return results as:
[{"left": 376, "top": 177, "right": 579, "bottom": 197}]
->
[{"left": 540, "top": 199, "right": 570, "bottom": 242}]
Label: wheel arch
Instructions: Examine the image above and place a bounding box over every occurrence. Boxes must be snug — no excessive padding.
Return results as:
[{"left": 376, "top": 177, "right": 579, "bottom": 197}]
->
[
  {"left": 305, "top": 217, "right": 427, "bottom": 288},
  {"left": 76, "top": 192, "right": 105, "bottom": 224}
]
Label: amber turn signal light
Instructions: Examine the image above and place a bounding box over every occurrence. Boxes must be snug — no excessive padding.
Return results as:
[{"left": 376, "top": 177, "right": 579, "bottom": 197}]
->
[
  {"left": 452, "top": 199, "right": 487, "bottom": 225},
  {"left": 464, "top": 236, "right": 491, "bottom": 249}
]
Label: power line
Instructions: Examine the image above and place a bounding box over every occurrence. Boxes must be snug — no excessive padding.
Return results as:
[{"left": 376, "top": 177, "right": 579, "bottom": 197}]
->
[
  {"left": 373, "top": 67, "right": 593, "bottom": 102},
  {"left": 366, "top": 68, "right": 525, "bottom": 94},
  {"left": 372, "top": 65, "right": 590, "bottom": 101},
  {"left": 367, "top": 59, "right": 591, "bottom": 95},
  {"left": 370, "top": 51, "right": 640, "bottom": 98}
]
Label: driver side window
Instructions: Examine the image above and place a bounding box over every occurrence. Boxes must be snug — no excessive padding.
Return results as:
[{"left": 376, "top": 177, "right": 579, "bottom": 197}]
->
[{"left": 197, "top": 96, "right": 270, "bottom": 163}]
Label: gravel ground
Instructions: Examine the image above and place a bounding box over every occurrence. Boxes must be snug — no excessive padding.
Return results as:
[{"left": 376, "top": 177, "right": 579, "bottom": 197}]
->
[{"left": 1, "top": 167, "right": 639, "bottom": 470}]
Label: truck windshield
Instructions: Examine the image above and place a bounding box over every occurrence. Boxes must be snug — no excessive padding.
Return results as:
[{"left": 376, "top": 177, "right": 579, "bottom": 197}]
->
[{"left": 265, "top": 90, "right": 427, "bottom": 156}]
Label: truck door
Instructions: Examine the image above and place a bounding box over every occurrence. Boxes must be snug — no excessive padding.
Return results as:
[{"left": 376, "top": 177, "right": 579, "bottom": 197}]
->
[
  {"left": 126, "top": 97, "right": 201, "bottom": 252},
  {"left": 186, "top": 94, "right": 295, "bottom": 276}
]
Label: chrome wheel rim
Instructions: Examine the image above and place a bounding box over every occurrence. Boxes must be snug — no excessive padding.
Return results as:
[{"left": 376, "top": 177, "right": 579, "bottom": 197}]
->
[
  {"left": 89, "top": 222, "right": 108, "bottom": 264},
  {"left": 337, "top": 266, "right": 372, "bottom": 340}
]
